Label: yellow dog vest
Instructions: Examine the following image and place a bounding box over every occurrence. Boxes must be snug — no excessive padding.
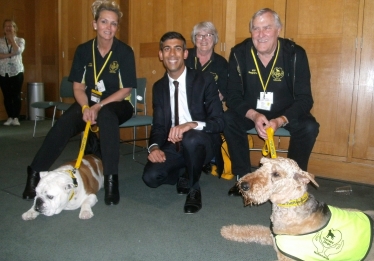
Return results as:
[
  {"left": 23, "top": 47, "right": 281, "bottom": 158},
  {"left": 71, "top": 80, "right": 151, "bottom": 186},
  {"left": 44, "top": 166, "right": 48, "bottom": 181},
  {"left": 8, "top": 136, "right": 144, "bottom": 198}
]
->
[{"left": 273, "top": 205, "right": 373, "bottom": 261}]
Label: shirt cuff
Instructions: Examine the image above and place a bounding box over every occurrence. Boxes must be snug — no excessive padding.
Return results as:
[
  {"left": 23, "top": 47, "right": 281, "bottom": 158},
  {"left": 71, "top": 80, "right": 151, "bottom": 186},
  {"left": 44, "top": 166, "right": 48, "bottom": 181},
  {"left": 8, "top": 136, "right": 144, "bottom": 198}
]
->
[
  {"left": 147, "top": 143, "right": 158, "bottom": 153},
  {"left": 193, "top": 121, "right": 206, "bottom": 130}
]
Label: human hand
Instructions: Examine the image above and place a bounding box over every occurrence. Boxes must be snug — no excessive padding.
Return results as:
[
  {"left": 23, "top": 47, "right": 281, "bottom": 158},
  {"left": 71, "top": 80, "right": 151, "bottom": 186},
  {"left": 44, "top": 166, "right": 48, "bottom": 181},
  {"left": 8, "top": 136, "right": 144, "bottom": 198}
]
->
[
  {"left": 148, "top": 148, "right": 166, "bottom": 163},
  {"left": 82, "top": 104, "right": 101, "bottom": 125},
  {"left": 168, "top": 122, "right": 195, "bottom": 143},
  {"left": 5, "top": 32, "right": 15, "bottom": 41},
  {"left": 253, "top": 113, "right": 269, "bottom": 139}
]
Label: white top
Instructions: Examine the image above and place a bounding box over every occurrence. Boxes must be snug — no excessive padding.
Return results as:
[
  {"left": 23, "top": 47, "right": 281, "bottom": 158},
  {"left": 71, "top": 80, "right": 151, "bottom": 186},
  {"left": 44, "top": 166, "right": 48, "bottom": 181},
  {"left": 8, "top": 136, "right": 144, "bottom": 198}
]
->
[{"left": 0, "top": 36, "right": 25, "bottom": 77}]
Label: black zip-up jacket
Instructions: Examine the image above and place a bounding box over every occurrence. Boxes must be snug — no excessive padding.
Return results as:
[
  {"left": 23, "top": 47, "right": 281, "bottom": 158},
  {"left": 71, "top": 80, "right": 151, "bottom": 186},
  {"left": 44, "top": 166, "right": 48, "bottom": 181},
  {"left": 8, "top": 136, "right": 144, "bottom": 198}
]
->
[{"left": 226, "top": 37, "right": 314, "bottom": 124}]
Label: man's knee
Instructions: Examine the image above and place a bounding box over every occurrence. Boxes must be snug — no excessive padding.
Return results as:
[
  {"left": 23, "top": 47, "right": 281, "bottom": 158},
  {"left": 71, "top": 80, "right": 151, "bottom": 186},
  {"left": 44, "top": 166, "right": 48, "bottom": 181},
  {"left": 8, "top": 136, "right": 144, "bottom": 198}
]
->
[
  {"left": 142, "top": 170, "right": 160, "bottom": 188},
  {"left": 303, "top": 118, "right": 320, "bottom": 139}
]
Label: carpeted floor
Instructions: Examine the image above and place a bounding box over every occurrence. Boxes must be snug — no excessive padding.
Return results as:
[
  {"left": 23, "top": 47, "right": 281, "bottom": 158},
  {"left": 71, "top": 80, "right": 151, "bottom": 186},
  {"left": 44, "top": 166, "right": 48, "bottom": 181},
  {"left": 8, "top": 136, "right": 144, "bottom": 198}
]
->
[{"left": 0, "top": 120, "right": 373, "bottom": 261}]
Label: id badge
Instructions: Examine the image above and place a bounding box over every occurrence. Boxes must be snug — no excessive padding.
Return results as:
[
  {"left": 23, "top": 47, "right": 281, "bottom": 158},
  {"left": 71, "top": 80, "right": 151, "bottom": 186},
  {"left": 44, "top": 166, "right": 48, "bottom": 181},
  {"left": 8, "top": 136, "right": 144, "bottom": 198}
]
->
[
  {"left": 260, "top": 92, "right": 273, "bottom": 103},
  {"left": 96, "top": 80, "right": 106, "bottom": 92},
  {"left": 91, "top": 89, "right": 102, "bottom": 103},
  {"left": 256, "top": 99, "right": 272, "bottom": 111}
]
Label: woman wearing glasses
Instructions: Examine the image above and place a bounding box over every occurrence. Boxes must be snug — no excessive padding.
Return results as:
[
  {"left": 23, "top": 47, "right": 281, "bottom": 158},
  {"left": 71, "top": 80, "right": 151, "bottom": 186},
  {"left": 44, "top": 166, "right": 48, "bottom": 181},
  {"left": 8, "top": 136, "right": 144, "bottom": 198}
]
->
[{"left": 185, "top": 21, "right": 228, "bottom": 101}]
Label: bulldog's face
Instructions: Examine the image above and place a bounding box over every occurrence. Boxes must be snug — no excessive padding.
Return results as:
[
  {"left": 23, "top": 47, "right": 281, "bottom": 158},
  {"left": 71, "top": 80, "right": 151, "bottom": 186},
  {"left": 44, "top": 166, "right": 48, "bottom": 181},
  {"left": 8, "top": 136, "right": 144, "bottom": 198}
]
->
[{"left": 33, "top": 171, "right": 75, "bottom": 216}]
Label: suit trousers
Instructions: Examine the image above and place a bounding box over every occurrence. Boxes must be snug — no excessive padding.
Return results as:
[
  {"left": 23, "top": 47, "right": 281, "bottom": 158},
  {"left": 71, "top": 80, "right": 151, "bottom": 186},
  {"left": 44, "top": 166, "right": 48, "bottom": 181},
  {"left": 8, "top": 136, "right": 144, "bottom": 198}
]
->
[
  {"left": 142, "top": 130, "right": 216, "bottom": 189},
  {"left": 223, "top": 109, "right": 319, "bottom": 176},
  {"left": 30, "top": 100, "right": 133, "bottom": 175}
]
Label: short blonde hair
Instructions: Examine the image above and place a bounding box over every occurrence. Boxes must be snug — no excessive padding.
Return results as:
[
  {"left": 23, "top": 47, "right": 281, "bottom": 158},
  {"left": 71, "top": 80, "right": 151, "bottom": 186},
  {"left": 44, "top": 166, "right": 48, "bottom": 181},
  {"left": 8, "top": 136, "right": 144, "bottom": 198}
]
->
[{"left": 91, "top": 1, "right": 123, "bottom": 22}]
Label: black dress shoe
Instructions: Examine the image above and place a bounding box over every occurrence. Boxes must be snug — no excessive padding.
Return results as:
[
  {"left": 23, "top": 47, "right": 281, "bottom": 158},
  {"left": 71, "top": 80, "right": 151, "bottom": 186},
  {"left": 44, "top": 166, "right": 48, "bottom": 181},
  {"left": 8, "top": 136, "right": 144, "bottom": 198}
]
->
[
  {"left": 228, "top": 183, "right": 241, "bottom": 196},
  {"left": 104, "top": 175, "right": 120, "bottom": 205},
  {"left": 176, "top": 176, "right": 190, "bottom": 195},
  {"left": 22, "top": 166, "right": 40, "bottom": 200},
  {"left": 184, "top": 189, "right": 202, "bottom": 214}
]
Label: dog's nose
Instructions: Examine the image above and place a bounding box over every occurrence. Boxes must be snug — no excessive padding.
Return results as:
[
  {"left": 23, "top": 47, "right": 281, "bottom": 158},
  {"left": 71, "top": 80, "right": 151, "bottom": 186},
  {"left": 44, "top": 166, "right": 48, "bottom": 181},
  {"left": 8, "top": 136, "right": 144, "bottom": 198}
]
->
[
  {"left": 34, "top": 197, "right": 43, "bottom": 212},
  {"left": 241, "top": 182, "right": 250, "bottom": 191}
]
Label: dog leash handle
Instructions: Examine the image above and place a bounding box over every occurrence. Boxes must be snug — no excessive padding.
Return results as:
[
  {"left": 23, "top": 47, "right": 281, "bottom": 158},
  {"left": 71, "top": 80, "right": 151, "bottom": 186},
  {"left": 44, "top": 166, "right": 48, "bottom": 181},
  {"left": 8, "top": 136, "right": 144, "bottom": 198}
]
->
[
  {"left": 262, "top": 127, "right": 277, "bottom": 158},
  {"left": 74, "top": 121, "right": 91, "bottom": 169}
]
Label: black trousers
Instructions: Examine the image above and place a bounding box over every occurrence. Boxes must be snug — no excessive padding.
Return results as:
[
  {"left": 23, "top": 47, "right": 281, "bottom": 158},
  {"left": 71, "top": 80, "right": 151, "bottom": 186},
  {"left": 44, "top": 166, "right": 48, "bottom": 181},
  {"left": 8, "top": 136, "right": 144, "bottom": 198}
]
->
[
  {"left": 0, "top": 72, "right": 24, "bottom": 118},
  {"left": 30, "top": 101, "right": 133, "bottom": 175},
  {"left": 223, "top": 109, "right": 319, "bottom": 176},
  {"left": 142, "top": 130, "right": 217, "bottom": 190}
]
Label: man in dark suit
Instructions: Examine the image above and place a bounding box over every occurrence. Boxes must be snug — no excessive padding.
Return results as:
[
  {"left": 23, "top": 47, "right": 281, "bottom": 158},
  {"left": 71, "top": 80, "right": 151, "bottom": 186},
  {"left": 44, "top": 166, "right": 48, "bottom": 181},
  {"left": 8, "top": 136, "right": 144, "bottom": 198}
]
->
[{"left": 142, "top": 31, "right": 224, "bottom": 214}]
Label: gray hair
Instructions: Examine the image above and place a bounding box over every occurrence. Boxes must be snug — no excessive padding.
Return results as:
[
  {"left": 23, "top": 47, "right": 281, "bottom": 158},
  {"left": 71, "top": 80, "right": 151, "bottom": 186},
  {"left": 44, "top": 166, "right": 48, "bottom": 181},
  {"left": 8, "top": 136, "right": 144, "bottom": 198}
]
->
[
  {"left": 249, "top": 8, "right": 282, "bottom": 32},
  {"left": 91, "top": 0, "right": 123, "bottom": 22},
  {"left": 191, "top": 21, "right": 219, "bottom": 45}
]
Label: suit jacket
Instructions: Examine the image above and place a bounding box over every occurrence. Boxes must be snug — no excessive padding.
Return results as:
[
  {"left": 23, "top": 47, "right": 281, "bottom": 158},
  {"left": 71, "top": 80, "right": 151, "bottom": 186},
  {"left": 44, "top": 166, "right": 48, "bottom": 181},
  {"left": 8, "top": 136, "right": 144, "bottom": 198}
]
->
[{"left": 150, "top": 67, "right": 224, "bottom": 152}]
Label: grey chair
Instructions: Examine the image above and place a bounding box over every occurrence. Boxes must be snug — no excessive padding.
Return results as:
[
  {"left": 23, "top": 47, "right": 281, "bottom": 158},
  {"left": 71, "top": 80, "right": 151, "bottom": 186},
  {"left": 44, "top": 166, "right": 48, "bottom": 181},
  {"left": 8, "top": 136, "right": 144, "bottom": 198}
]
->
[
  {"left": 55, "top": 77, "right": 74, "bottom": 112},
  {"left": 119, "top": 78, "right": 153, "bottom": 159},
  {"left": 247, "top": 127, "right": 291, "bottom": 154},
  {"left": 32, "top": 76, "right": 74, "bottom": 137}
]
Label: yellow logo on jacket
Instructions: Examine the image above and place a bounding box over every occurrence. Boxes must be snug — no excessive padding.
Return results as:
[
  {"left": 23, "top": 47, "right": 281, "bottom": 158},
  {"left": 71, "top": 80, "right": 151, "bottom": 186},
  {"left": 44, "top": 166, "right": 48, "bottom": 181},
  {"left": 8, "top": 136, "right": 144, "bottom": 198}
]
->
[
  {"left": 109, "top": 61, "right": 119, "bottom": 73},
  {"left": 272, "top": 67, "right": 284, "bottom": 81}
]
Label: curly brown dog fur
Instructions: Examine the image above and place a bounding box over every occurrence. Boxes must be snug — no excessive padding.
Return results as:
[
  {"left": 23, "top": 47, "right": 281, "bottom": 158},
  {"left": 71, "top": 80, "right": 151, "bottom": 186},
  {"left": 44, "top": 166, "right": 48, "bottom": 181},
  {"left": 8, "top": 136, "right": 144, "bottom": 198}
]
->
[{"left": 221, "top": 157, "right": 374, "bottom": 261}]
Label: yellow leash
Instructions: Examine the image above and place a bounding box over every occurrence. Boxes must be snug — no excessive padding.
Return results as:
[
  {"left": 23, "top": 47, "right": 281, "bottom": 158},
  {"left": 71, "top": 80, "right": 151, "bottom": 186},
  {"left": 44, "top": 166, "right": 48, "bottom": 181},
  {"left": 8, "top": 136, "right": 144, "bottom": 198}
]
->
[
  {"left": 75, "top": 121, "right": 91, "bottom": 169},
  {"left": 262, "top": 127, "right": 277, "bottom": 158},
  {"left": 66, "top": 121, "right": 97, "bottom": 200}
]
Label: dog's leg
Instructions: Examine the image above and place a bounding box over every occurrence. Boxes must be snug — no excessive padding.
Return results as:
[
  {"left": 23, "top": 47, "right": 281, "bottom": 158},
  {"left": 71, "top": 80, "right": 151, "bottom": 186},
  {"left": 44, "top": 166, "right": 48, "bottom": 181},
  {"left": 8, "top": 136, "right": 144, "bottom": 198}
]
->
[
  {"left": 221, "top": 224, "right": 273, "bottom": 245},
  {"left": 79, "top": 194, "right": 98, "bottom": 219},
  {"left": 22, "top": 207, "right": 40, "bottom": 220}
]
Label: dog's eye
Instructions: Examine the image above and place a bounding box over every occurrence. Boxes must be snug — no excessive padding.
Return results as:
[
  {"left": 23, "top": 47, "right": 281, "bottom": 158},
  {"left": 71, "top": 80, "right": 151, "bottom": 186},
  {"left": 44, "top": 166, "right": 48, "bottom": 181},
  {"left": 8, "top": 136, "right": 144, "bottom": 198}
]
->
[
  {"left": 272, "top": 172, "right": 280, "bottom": 177},
  {"left": 47, "top": 195, "right": 54, "bottom": 200}
]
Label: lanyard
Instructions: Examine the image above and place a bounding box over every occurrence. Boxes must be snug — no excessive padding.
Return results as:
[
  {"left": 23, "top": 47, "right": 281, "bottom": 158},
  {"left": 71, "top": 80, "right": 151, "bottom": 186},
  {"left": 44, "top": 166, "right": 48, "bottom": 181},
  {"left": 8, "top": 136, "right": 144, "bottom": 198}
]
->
[
  {"left": 194, "top": 56, "right": 212, "bottom": 71},
  {"left": 92, "top": 39, "right": 112, "bottom": 87},
  {"left": 4, "top": 37, "right": 12, "bottom": 54},
  {"left": 251, "top": 40, "right": 280, "bottom": 94}
]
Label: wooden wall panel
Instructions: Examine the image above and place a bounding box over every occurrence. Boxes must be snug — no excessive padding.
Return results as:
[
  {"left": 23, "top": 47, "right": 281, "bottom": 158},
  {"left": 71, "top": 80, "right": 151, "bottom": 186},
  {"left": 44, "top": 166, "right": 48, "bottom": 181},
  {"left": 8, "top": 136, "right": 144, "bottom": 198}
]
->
[
  {"left": 352, "top": 0, "right": 374, "bottom": 161},
  {"left": 285, "top": 0, "right": 360, "bottom": 158}
]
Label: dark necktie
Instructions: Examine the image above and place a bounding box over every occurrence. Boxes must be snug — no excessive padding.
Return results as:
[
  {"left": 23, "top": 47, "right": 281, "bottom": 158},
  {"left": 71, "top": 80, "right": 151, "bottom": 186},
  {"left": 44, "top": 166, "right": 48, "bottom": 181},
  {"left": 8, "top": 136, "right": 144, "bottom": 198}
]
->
[{"left": 173, "top": 81, "right": 180, "bottom": 151}]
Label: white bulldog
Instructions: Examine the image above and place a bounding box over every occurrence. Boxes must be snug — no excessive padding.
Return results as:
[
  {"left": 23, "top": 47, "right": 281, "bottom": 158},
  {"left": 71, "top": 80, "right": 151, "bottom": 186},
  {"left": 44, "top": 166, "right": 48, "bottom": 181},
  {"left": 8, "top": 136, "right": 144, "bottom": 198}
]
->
[{"left": 22, "top": 154, "right": 103, "bottom": 220}]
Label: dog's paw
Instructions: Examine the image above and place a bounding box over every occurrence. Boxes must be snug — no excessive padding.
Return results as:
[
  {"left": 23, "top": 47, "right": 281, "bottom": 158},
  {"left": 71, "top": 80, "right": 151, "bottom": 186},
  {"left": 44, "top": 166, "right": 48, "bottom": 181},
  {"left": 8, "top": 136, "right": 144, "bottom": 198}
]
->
[
  {"left": 79, "top": 210, "right": 94, "bottom": 219},
  {"left": 221, "top": 224, "right": 273, "bottom": 245},
  {"left": 22, "top": 210, "right": 39, "bottom": 220}
]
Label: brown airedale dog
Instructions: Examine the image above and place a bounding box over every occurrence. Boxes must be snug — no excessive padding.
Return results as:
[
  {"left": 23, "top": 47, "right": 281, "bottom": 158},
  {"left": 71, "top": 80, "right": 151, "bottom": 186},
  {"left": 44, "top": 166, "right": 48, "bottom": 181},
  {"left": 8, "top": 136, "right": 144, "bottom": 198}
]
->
[{"left": 221, "top": 157, "right": 374, "bottom": 261}]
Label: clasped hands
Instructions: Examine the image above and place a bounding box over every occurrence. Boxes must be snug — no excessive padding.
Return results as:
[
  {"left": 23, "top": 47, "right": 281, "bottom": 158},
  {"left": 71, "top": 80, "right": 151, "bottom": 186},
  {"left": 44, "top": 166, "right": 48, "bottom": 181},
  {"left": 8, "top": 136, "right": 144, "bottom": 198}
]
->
[
  {"left": 251, "top": 112, "right": 284, "bottom": 140},
  {"left": 82, "top": 103, "right": 102, "bottom": 125}
]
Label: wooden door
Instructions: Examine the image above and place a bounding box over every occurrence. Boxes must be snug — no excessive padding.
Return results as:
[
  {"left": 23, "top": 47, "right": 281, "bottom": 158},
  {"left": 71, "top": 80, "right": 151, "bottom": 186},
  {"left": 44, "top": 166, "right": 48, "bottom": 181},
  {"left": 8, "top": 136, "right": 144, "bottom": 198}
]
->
[
  {"left": 351, "top": 0, "right": 374, "bottom": 162},
  {"left": 285, "top": 0, "right": 360, "bottom": 158}
]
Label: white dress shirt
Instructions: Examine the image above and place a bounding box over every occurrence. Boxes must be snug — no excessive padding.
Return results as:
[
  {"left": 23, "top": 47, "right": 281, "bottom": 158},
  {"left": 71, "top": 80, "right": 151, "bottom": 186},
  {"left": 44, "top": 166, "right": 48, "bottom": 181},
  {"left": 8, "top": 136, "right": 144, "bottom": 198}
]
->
[{"left": 168, "top": 67, "right": 205, "bottom": 130}]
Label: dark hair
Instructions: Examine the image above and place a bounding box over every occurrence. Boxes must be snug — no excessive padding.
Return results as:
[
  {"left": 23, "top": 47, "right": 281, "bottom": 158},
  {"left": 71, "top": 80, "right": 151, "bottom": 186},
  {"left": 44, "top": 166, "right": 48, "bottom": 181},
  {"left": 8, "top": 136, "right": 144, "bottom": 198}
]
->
[
  {"left": 3, "top": 19, "right": 18, "bottom": 33},
  {"left": 91, "top": 0, "right": 123, "bottom": 22},
  {"left": 159, "top": 31, "right": 186, "bottom": 50}
]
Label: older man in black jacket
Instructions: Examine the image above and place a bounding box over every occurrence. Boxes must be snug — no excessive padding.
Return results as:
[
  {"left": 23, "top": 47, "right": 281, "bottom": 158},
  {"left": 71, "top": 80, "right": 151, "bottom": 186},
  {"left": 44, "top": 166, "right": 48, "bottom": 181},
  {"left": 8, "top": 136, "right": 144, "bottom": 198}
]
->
[{"left": 224, "top": 8, "right": 319, "bottom": 196}]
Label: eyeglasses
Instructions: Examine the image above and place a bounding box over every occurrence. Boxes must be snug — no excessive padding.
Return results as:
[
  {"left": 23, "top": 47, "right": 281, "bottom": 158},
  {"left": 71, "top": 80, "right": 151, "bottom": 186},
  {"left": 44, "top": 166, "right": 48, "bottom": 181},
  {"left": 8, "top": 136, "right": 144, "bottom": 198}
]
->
[{"left": 195, "top": 34, "right": 214, "bottom": 40}]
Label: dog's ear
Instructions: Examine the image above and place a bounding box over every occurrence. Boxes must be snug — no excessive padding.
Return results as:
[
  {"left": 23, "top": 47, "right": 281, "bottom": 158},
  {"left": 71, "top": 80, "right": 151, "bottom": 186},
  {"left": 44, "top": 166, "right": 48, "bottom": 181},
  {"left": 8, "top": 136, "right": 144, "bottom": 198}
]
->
[
  {"left": 295, "top": 171, "right": 319, "bottom": 187},
  {"left": 40, "top": 171, "right": 49, "bottom": 179},
  {"left": 260, "top": 157, "right": 271, "bottom": 164}
]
